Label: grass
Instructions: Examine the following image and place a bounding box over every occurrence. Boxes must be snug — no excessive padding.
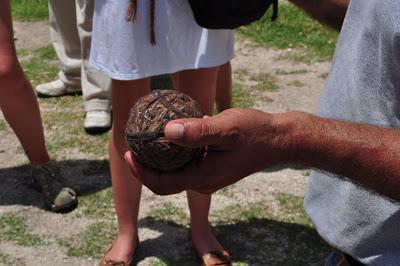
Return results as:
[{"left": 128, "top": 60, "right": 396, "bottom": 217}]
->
[
  {"left": 211, "top": 202, "right": 272, "bottom": 222},
  {"left": 0, "top": 252, "right": 24, "bottom": 266},
  {"left": 59, "top": 222, "right": 116, "bottom": 259},
  {"left": 150, "top": 260, "right": 168, "bottom": 266},
  {"left": 79, "top": 188, "right": 114, "bottom": 219},
  {"left": 148, "top": 202, "right": 188, "bottom": 224},
  {"left": 232, "top": 82, "right": 254, "bottom": 108},
  {"left": 11, "top": 0, "right": 48, "bottom": 21},
  {"left": 319, "top": 72, "right": 330, "bottom": 79},
  {"left": 238, "top": 3, "right": 339, "bottom": 61},
  {"left": 287, "top": 80, "right": 305, "bottom": 87},
  {"left": 19, "top": 45, "right": 58, "bottom": 87},
  {"left": 250, "top": 73, "right": 279, "bottom": 92},
  {"left": 276, "top": 69, "right": 309, "bottom": 75},
  {"left": 0, "top": 119, "right": 7, "bottom": 131},
  {"left": 0, "top": 213, "right": 44, "bottom": 246},
  {"left": 275, "top": 192, "right": 312, "bottom": 226}
]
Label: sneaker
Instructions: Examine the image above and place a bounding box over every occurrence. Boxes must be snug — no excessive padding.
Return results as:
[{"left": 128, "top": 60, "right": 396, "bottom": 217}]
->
[
  {"left": 35, "top": 79, "right": 81, "bottom": 97},
  {"left": 31, "top": 161, "right": 78, "bottom": 212},
  {"left": 84, "top": 110, "right": 112, "bottom": 135}
]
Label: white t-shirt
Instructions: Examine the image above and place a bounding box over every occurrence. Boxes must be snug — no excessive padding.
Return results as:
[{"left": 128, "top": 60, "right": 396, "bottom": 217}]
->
[{"left": 90, "top": 0, "right": 235, "bottom": 80}]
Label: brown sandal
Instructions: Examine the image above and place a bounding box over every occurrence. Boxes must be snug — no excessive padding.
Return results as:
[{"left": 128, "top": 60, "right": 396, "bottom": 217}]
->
[
  {"left": 202, "top": 250, "right": 232, "bottom": 266},
  {"left": 99, "top": 238, "right": 139, "bottom": 266},
  {"left": 31, "top": 161, "right": 77, "bottom": 212}
]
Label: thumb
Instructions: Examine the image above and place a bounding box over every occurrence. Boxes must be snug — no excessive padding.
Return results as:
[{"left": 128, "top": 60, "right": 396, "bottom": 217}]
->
[{"left": 164, "top": 117, "right": 223, "bottom": 148}]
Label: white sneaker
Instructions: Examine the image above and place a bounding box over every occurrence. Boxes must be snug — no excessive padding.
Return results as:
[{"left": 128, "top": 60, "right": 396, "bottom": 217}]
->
[
  {"left": 36, "top": 79, "right": 81, "bottom": 97},
  {"left": 84, "top": 110, "right": 112, "bottom": 135}
]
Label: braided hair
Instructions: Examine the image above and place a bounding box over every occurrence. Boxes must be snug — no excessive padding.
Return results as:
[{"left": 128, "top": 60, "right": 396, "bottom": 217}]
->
[{"left": 126, "top": 0, "right": 156, "bottom": 45}]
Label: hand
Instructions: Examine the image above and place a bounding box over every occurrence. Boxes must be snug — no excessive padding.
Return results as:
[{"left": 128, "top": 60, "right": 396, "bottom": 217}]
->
[{"left": 125, "top": 108, "right": 296, "bottom": 195}]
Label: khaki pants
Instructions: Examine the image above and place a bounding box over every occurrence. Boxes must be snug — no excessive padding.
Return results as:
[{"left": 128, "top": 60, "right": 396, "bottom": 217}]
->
[{"left": 49, "top": 0, "right": 111, "bottom": 112}]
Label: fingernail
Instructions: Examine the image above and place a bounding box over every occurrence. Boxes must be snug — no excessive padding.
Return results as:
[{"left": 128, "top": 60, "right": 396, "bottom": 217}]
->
[{"left": 166, "top": 122, "right": 185, "bottom": 140}]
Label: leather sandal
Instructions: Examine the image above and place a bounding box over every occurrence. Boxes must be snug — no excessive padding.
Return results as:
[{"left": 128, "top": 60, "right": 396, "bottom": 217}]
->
[
  {"left": 99, "top": 238, "right": 139, "bottom": 266},
  {"left": 202, "top": 250, "right": 232, "bottom": 266},
  {"left": 31, "top": 161, "right": 77, "bottom": 212}
]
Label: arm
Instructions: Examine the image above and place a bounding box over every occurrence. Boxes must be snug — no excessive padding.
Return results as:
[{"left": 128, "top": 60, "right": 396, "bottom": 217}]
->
[
  {"left": 288, "top": 0, "right": 350, "bottom": 31},
  {"left": 126, "top": 108, "right": 400, "bottom": 201}
]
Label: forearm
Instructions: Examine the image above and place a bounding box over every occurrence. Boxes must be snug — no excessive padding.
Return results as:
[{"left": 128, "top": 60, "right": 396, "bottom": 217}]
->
[
  {"left": 288, "top": 0, "right": 349, "bottom": 31},
  {"left": 282, "top": 112, "right": 400, "bottom": 201}
]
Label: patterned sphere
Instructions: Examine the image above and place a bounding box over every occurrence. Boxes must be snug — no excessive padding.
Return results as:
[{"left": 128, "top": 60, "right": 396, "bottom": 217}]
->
[{"left": 125, "top": 90, "right": 204, "bottom": 171}]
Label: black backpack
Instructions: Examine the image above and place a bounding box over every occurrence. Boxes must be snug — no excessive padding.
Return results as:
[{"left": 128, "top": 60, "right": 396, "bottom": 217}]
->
[{"left": 187, "top": 0, "right": 278, "bottom": 29}]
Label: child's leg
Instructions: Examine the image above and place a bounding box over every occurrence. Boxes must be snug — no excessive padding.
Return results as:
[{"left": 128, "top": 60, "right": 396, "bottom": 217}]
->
[
  {"left": 215, "top": 61, "right": 232, "bottom": 112},
  {"left": 0, "top": 1, "right": 49, "bottom": 167},
  {"left": 104, "top": 78, "right": 150, "bottom": 262},
  {"left": 176, "top": 67, "right": 226, "bottom": 255}
]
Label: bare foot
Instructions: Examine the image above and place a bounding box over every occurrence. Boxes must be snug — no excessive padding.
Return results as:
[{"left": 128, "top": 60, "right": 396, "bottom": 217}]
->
[
  {"left": 102, "top": 232, "right": 138, "bottom": 264},
  {"left": 191, "top": 223, "right": 225, "bottom": 256}
]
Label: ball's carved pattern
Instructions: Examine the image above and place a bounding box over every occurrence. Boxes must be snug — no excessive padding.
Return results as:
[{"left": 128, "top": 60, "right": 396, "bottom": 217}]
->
[{"left": 125, "top": 90, "right": 204, "bottom": 171}]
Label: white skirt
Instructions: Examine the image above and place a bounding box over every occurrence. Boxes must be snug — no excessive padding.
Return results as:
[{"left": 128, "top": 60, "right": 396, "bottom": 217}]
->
[{"left": 90, "top": 0, "right": 235, "bottom": 80}]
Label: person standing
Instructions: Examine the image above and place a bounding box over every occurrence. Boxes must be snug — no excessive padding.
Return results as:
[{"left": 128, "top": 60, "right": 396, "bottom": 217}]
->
[
  {"left": 90, "top": 0, "right": 235, "bottom": 265},
  {"left": 36, "top": 0, "right": 112, "bottom": 135},
  {"left": 0, "top": 0, "right": 77, "bottom": 212}
]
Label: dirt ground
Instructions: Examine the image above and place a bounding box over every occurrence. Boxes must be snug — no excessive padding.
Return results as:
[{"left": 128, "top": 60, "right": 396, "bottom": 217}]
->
[{"left": 0, "top": 22, "right": 331, "bottom": 266}]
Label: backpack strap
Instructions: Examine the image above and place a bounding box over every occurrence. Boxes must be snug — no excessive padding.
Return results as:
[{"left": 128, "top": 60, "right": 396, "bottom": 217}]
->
[
  {"left": 271, "top": 0, "right": 278, "bottom": 21},
  {"left": 126, "top": 0, "right": 157, "bottom": 45}
]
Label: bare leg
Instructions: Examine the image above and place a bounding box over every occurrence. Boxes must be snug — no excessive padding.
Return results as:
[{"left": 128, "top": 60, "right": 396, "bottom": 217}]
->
[
  {"left": 176, "top": 67, "right": 226, "bottom": 255},
  {"left": 104, "top": 78, "right": 150, "bottom": 262},
  {"left": 0, "top": 1, "right": 49, "bottom": 167},
  {"left": 215, "top": 62, "right": 232, "bottom": 112}
]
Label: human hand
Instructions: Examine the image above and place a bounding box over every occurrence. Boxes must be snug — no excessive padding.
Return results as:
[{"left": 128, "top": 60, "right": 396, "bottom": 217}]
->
[{"left": 125, "top": 108, "right": 297, "bottom": 195}]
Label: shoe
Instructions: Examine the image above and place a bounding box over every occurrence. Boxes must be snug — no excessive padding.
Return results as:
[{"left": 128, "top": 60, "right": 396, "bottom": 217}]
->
[
  {"left": 36, "top": 79, "right": 81, "bottom": 97},
  {"left": 202, "top": 250, "right": 232, "bottom": 266},
  {"left": 99, "top": 238, "right": 139, "bottom": 266},
  {"left": 31, "top": 161, "right": 78, "bottom": 212},
  {"left": 84, "top": 110, "right": 112, "bottom": 135}
]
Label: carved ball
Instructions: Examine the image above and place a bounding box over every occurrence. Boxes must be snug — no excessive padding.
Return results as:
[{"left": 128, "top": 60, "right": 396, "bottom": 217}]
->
[{"left": 125, "top": 90, "right": 204, "bottom": 171}]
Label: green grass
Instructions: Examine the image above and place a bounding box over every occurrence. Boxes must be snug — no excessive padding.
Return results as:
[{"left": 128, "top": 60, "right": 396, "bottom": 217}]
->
[
  {"left": 0, "top": 213, "right": 44, "bottom": 246},
  {"left": 150, "top": 259, "right": 168, "bottom": 266},
  {"left": 210, "top": 202, "right": 273, "bottom": 222},
  {"left": 276, "top": 69, "right": 309, "bottom": 75},
  {"left": 232, "top": 82, "right": 254, "bottom": 108},
  {"left": 59, "top": 222, "right": 116, "bottom": 259},
  {"left": 319, "top": 72, "right": 330, "bottom": 79},
  {"left": 40, "top": 98, "right": 110, "bottom": 159},
  {"left": 79, "top": 188, "right": 114, "bottom": 219},
  {"left": 0, "top": 252, "right": 14, "bottom": 265},
  {"left": 19, "top": 45, "right": 58, "bottom": 87},
  {"left": 287, "top": 80, "right": 305, "bottom": 87},
  {"left": 148, "top": 202, "right": 188, "bottom": 224},
  {"left": 238, "top": 3, "right": 339, "bottom": 61},
  {"left": 250, "top": 73, "right": 279, "bottom": 92},
  {"left": 0, "top": 119, "right": 7, "bottom": 131},
  {"left": 11, "top": 0, "right": 48, "bottom": 21},
  {"left": 275, "top": 192, "right": 312, "bottom": 226}
]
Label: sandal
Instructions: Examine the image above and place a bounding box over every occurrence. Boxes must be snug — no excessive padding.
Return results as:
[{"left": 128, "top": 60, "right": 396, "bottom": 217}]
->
[
  {"left": 99, "top": 238, "right": 140, "bottom": 266},
  {"left": 202, "top": 250, "right": 232, "bottom": 266},
  {"left": 31, "top": 161, "right": 77, "bottom": 212}
]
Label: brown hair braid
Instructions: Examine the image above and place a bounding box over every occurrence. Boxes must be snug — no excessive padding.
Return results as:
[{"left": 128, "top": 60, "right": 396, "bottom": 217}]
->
[{"left": 126, "top": 0, "right": 156, "bottom": 45}]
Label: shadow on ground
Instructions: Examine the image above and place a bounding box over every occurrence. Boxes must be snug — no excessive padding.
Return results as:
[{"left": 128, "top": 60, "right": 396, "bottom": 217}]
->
[
  {"left": 0, "top": 160, "right": 110, "bottom": 210},
  {"left": 135, "top": 217, "right": 330, "bottom": 266}
]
